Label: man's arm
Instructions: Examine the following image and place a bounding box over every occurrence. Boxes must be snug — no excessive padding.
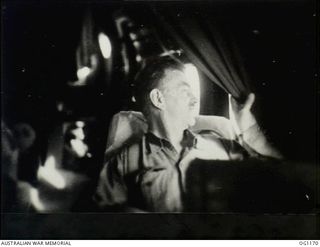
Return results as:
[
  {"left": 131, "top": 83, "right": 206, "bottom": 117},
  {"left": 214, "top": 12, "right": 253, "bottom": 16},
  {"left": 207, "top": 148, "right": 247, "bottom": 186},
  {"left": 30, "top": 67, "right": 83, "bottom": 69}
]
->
[
  {"left": 238, "top": 123, "right": 283, "bottom": 159},
  {"left": 229, "top": 93, "right": 283, "bottom": 159},
  {"left": 93, "top": 155, "right": 128, "bottom": 211}
]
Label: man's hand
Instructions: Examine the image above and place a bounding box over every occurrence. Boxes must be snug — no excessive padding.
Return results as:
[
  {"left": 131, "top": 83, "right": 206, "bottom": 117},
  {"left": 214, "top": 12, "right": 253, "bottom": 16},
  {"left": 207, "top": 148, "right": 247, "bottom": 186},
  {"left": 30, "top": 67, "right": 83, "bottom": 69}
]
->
[
  {"left": 229, "top": 93, "right": 257, "bottom": 135},
  {"left": 229, "top": 93, "right": 283, "bottom": 159}
]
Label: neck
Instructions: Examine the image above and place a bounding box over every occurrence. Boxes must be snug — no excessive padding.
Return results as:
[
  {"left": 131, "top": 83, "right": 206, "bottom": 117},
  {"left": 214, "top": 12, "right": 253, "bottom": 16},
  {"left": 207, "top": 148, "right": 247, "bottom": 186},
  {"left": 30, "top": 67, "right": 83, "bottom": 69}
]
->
[{"left": 148, "top": 112, "right": 185, "bottom": 153}]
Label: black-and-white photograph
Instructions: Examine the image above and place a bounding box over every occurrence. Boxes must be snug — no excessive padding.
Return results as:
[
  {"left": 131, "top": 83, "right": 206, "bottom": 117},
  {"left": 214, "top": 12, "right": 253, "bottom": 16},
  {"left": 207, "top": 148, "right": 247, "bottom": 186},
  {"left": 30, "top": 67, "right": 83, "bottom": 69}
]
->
[{"left": 1, "top": 0, "right": 319, "bottom": 240}]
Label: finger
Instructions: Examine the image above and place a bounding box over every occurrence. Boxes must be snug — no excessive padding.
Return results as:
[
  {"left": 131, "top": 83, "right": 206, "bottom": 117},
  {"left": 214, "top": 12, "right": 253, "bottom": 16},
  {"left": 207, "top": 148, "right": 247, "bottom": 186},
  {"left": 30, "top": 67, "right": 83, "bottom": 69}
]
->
[{"left": 243, "top": 93, "right": 255, "bottom": 111}]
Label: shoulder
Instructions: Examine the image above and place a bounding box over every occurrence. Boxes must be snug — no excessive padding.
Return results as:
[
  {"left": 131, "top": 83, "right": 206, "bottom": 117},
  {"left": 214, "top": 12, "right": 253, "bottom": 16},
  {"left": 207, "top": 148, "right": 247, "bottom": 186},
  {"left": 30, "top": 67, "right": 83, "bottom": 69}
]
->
[
  {"left": 103, "top": 137, "right": 144, "bottom": 175},
  {"left": 105, "top": 136, "right": 143, "bottom": 159}
]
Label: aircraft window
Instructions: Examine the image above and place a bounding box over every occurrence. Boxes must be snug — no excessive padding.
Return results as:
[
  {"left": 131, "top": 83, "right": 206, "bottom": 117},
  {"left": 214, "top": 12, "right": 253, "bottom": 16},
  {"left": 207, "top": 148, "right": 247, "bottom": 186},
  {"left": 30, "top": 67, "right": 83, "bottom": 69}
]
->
[{"left": 184, "top": 63, "right": 200, "bottom": 115}]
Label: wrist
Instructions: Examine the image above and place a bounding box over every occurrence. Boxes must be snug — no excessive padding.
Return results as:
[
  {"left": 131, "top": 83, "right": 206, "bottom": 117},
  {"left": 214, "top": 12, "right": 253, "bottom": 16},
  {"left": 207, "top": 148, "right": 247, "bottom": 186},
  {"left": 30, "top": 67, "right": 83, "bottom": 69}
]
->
[
  {"left": 239, "top": 123, "right": 259, "bottom": 136},
  {"left": 238, "top": 123, "right": 267, "bottom": 147}
]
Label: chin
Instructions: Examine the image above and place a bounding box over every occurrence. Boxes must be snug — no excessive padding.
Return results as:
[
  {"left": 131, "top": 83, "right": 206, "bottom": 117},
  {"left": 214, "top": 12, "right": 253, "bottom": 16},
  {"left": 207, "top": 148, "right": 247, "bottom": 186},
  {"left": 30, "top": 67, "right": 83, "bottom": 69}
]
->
[{"left": 187, "top": 116, "right": 196, "bottom": 127}]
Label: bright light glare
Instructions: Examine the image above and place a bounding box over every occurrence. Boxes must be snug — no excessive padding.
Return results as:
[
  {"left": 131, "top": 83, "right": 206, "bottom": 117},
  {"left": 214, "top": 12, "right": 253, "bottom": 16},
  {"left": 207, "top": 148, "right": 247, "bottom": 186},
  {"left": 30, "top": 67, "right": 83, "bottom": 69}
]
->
[
  {"left": 184, "top": 63, "right": 200, "bottom": 114},
  {"left": 38, "top": 156, "right": 66, "bottom": 189},
  {"left": 71, "top": 127, "right": 85, "bottom": 140},
  {"left": 77, "top": 66, "right": 91, "bottom": 80},
  {"left": 75, "top": 121, "right": 85, "bottom": 128},
  {"left": 70, "top": 139, "right": 88, "bottom": 158},
  {"left": 29, "top": 187, "right": 46, "bottom": 211},
  {"left": 98, "top": 32, "right": 112, "bottom": 59}
]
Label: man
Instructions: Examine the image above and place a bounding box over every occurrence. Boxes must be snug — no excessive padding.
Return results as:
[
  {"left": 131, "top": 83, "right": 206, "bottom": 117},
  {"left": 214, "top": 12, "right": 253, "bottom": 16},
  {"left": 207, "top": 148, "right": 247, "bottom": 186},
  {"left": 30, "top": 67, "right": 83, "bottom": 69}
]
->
[{"left": 94, "top": 57, "right": 282, "bottom": 212}]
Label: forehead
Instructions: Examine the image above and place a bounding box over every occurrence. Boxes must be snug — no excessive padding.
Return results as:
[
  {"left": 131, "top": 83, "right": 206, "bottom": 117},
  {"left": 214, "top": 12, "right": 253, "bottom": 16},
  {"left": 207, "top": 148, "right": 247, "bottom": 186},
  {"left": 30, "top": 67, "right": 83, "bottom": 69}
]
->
[{"left": 160, "top": 69, "right": 189, "bottom": 89}]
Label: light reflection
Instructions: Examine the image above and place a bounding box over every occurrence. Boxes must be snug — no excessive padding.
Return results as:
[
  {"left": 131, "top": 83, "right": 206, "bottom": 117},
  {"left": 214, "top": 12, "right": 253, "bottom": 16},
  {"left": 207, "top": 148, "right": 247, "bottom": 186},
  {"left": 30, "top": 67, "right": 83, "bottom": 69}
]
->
[
  {"left": 70, "top": 139, "right": 88, "bottom": 158},
  {"left": 77, "top": 66, "right": 91, "bottom": 80},
  {"left": 29, "top": 187, "right": 46, "bottom": 212},
  {"left": 98, "top": 32, "right": 112, "bottom": 59},
  {"left": 38, "top": 156, "right": 66, "bottom": 189},
  {"left": 184, "top": 63, "right": 201, "bottom": 114}
]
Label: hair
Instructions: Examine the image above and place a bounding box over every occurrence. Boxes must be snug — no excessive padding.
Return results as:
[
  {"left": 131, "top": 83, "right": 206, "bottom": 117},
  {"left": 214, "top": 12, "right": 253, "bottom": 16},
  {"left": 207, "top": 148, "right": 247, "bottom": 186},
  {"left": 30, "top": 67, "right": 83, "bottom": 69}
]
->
[{"left": 134, "top": 56, "right": 185, "bottom": 115}]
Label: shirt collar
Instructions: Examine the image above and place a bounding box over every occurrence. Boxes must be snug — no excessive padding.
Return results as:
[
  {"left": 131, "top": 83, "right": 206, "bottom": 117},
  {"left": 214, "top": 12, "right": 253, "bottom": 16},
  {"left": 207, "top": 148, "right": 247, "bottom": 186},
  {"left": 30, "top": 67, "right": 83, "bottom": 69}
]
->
[{"left": 145, "top": 129, "right": 197, "bottom": 154}]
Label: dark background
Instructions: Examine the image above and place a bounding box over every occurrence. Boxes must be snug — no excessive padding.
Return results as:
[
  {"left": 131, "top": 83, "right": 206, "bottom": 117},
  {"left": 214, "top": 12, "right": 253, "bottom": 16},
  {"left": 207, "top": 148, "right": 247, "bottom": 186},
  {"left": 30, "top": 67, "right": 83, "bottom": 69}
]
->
[{"left": 2, "top": 0, "right": 318, "bottom": 162}]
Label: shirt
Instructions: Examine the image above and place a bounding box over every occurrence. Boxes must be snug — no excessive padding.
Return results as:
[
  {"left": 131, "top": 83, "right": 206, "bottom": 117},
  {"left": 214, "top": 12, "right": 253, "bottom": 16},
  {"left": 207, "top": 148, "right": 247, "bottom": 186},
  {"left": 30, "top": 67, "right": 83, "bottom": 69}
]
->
[{"left": 93, "top": 129, "right": 253, "bottom": 212}]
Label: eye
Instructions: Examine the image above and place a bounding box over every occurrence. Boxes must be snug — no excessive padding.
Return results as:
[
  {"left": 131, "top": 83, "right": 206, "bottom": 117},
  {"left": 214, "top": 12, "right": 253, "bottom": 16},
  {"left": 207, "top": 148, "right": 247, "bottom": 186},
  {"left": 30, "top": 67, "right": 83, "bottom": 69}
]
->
[{"left": 181, "top": 89, "right": 189, "bottom": 97}]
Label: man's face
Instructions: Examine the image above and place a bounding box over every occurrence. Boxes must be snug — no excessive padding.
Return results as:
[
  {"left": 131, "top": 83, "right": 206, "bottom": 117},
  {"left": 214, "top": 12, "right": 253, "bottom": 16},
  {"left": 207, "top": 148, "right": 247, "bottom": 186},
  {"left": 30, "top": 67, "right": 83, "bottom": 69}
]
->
[{"left": 160, "top": 69, "right": 198, "bottom": 128}]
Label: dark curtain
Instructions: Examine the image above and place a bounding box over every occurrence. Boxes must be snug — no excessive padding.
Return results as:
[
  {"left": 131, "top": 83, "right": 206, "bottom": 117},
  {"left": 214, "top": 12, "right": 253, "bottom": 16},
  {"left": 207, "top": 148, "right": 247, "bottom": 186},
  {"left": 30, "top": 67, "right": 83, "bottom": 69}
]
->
[{"left": 151, "top": 5, "right": 251, "bottom": 102}]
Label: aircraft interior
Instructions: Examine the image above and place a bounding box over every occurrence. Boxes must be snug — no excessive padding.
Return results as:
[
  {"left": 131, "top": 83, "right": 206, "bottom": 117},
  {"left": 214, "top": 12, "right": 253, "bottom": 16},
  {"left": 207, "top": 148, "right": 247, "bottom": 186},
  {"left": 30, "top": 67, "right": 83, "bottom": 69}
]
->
[{"left": 2, "top": 0, "right": 318, "bottom": 239}]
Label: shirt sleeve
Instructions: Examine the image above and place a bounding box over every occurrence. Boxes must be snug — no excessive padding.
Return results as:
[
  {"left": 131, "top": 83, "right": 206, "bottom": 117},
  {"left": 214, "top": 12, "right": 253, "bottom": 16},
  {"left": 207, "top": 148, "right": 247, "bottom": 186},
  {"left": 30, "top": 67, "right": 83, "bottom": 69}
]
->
[
  {"left": 138, "top": 165, "right": 183, "bottom": 212},
  {"left": 93, "top": 154, "right": 128, "bottom": 210}
]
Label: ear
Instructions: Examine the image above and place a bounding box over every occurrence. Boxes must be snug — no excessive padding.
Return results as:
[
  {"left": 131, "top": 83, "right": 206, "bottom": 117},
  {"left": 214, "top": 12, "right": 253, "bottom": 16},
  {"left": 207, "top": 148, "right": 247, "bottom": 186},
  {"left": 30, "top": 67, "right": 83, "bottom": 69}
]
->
[{"left": 149, "top": 88, "right": 165, "bottom": 110}]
